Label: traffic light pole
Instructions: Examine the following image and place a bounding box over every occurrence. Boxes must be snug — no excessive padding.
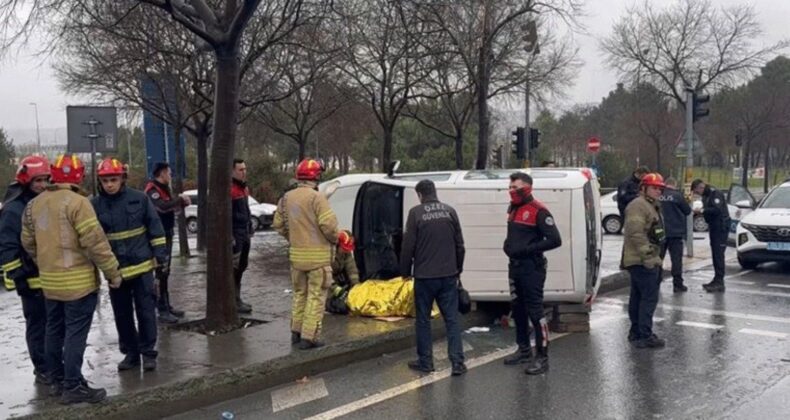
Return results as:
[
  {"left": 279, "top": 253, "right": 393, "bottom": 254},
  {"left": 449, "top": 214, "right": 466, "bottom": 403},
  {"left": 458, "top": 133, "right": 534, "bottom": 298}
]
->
[
  {"left": 685, "top": 89, "right": 695, "bottom": 258},
  {"left": 524, "top": 76, "right": 531, "bottom": 168}
]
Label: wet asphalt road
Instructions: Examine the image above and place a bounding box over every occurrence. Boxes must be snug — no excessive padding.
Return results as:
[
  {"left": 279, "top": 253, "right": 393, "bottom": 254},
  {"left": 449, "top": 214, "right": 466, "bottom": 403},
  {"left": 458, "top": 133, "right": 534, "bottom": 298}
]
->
[{"left": 171, "top": 259, "right": 790, "bottom": 420}]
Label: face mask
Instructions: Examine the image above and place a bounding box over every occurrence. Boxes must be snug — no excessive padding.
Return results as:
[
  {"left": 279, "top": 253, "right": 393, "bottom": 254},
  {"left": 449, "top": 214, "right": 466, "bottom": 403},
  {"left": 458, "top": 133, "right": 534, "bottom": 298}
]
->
[{"left": 509, "top": 185, "right": 533, "bottom": 204}]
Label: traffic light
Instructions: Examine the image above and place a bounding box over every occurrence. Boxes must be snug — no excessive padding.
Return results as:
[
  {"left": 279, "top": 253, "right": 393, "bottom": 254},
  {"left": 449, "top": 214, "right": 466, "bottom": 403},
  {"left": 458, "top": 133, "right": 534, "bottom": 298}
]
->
[
  {"left": 512, "top": 127, "right": 526, "bottom": 159},
  {"left": 528, "top": 128, "right": 541, "bottom": 150},
  {"left": 692, "top": 91, "right": 710, "bottom": 122}
]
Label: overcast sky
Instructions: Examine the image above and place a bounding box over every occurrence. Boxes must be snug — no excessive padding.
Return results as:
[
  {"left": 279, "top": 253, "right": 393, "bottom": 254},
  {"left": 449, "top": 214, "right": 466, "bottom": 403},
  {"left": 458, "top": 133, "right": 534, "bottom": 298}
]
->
[{"left": 1, "top": 0, "right": 788, "bottom": 145}]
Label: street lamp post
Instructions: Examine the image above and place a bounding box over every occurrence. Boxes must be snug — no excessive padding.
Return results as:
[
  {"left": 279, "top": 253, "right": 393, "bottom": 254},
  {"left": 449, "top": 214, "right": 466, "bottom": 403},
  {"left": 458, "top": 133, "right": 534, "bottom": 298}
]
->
[{"left": 29, "top": 102, "right": 41, "bottom": 155}]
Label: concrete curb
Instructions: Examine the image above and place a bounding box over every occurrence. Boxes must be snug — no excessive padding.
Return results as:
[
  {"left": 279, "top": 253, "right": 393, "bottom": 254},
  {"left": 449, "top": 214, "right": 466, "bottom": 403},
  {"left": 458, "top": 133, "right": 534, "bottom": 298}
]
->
[{"left": 23, "top": 311, "right": 491, "bottom": 420}]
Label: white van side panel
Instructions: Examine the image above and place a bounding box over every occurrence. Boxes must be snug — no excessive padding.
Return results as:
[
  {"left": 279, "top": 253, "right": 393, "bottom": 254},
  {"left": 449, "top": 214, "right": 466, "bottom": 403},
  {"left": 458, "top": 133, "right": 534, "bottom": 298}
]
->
[
  {"left": 440, "top": 187, "right": 575, "bottom": 299},
  {"left": 327, "top": 186, "right": 359, "bottom": 230}
]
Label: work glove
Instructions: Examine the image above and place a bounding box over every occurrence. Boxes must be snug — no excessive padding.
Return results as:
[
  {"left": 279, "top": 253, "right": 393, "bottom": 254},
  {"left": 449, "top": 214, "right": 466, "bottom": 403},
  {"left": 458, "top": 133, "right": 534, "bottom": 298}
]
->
[{"left": 109, "top": 276, "right": 122, "bottom": 289}]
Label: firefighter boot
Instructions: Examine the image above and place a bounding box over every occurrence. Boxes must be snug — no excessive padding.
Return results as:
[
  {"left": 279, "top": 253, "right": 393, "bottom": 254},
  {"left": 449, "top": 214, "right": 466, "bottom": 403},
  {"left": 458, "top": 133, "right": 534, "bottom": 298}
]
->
[
  {"left": 503, "top": 346, "right": 533, "bottom": 365},
  {"left": 703, "top": 280, "right": 725, "bottom": 293},
  {"left": 291, "top": 331, "right": 302, "bottom": 345},
  {"left": 60, "top": 382, "right": 107, "bottom": 405},
  {"left": 525, "top": 347, "right": 549, "bottom": 375}
]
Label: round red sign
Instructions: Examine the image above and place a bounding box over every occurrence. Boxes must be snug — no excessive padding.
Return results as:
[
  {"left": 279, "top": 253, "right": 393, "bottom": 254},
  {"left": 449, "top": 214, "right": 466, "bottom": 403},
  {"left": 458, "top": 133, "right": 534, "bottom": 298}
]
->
[{"left": 587, "top": 137, "right": 601, "bottom": 153}]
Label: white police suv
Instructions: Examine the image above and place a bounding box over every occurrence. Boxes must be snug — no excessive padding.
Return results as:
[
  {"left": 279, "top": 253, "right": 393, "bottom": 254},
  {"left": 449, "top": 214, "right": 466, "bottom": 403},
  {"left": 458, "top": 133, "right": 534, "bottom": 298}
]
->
[{"left": 735, "top": 180, "right": 790, "bottom": 269}]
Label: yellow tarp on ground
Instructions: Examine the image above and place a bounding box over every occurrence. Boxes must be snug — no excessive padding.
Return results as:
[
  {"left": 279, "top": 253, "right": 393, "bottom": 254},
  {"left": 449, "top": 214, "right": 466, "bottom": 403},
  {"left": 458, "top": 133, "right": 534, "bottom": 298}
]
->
[{"left": 347, "top": 277, "right": 438, "bottom": 318}]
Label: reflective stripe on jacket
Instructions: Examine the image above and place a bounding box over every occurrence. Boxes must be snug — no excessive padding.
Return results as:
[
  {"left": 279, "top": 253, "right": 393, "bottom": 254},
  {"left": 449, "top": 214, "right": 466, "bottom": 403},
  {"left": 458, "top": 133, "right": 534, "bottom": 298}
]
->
[
  {"left": 92, "top": 186, "right": 167, "bottom": 280},
  {"left": 273, "top": 182, "right": 339, "bottom": 271},
  {"left": 0, "top": 184, "right": 41, "bottom": 291},
  {"left": 21, "top": 184, "right": 121, "bottom": 301}
]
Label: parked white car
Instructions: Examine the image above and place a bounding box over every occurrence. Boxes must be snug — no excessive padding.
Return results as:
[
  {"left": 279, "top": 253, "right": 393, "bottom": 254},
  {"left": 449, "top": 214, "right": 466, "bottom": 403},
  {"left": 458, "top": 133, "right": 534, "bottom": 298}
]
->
[
  {"left": 601, "top": 190, "right": 710, "bottom": 235},
  {"left": 182, "top": 189, "right": 276, "bottom": 234},
  {"left": 601, "top": 191, "right": 622, "bottom": 234},
  {"left": 735, "top": 180, "right": 790, "bottom": 269}
]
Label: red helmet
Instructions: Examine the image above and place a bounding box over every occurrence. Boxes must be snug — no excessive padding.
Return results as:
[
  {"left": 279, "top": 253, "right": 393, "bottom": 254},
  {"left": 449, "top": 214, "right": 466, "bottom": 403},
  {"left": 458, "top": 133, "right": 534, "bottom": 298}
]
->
[
  {"left": 97, "top": 157, "right": 127, "bottom": 177},
  {"left": 296, "top": 158, "right": 324, "bottom": 181},
  {"left": 51, "top": 154, "right": 86, "bottom": 185},
  {"left": 16, "top": 155, "right": 51, "bottom": 185},
  {"left": 338, "top": 230, "right": 355, "bottom": 252},
  {"left": 641, "top": 173, "right": 666, "bottom": 189}
]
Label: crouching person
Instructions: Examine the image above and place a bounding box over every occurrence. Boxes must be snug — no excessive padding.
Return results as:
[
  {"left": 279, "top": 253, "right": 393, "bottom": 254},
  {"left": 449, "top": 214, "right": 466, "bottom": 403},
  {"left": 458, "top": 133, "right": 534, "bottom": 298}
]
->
[{"left": 326, "top": 230, "right": 359, "bottom": 314}]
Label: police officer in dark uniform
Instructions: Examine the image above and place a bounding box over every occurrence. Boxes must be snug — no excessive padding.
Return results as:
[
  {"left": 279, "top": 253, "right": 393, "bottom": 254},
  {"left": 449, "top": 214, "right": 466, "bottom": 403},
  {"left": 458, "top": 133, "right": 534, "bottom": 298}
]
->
[
  {"left": 692, "top": 179, "right": 731, "bottom": 292},
  {"left": 660, "top": 177, "right": 691, "bottom": 292},
  {"left": 617, "top": 166, "right": 650, "bottom": 218},
  {"left": 93, "top": 158, "right": 169, "bottom": 371},
  {"left": 0, "top": 155, "right": 51, "bottom": 384},
  {"left": 145, "top": 162, "right": 190, "bottom": 323},
  {"left": 503, "top": 172, "right": 562, "bottom": 375}
]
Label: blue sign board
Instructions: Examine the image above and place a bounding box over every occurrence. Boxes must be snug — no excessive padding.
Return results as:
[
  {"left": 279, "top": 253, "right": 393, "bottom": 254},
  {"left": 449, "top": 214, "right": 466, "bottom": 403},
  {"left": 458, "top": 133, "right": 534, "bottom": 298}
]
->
[{"left": 140, "top": 77, "right": 186, "bottom": 177}]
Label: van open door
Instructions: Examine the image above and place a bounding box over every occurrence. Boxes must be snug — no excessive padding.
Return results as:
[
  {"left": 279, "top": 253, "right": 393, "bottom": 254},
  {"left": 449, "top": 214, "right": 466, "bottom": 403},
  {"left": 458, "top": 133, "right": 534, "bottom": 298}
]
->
[{"left": 353, "top": 182, "right": 405, "bottom": 280}]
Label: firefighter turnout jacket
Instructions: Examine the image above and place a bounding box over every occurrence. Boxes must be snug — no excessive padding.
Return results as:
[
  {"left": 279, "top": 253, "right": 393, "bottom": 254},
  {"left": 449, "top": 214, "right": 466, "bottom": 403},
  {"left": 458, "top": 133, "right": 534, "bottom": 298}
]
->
[
  {"left": 21, "top": 184, "right": 121, "bottom": 301},
  {"left": 273, "top": 182, "right": 339, "bottom": 271},
  {"left": 622, "top": 193, "right": 665, "bottom": 269},
  {"left": 0, "top": 184, "right": 40, "bottom": 291},
  {"left": 91, "top": 186, "right": 168, "bottom": 280},
  {"left": 332, "top": 251, "right": 359, "bottom": 286}
]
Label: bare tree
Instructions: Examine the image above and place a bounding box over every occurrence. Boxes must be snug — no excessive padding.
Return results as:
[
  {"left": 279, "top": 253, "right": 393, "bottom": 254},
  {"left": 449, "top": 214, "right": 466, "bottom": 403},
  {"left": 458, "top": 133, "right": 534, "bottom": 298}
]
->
[
  {"left": 334, "top": 0, "right": 431, "bottom": 171},
  {"left": 602, "top": 0, "right": 788, "bottom": 107},
  {"left": 412, "top": 0, "right": 581, "bottom": 169}
]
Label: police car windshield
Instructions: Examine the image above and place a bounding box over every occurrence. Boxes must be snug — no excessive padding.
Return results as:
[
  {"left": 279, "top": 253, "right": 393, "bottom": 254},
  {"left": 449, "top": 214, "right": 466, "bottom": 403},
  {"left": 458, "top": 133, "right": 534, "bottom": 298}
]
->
[{"left": 759, "top": 186, "right": 790, "bottom": 209}]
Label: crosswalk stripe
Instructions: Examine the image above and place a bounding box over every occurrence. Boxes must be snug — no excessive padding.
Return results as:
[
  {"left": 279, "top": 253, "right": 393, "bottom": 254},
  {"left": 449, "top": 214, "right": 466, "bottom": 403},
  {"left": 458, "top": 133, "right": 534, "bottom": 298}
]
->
[
  {"left": 767, "top": 283, "right": 790, "bottom": 289},
  {"left": 738, "top": 328, "right": 788, "bottom": 339},
  {"left": 676, "top": 321, "right": 723, "bottom": 330}
]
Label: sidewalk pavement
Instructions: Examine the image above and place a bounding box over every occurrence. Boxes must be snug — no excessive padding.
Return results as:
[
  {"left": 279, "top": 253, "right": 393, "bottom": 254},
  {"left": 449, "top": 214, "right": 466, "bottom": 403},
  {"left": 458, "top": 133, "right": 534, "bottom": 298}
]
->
[{"left": 0, "top": 232, "right": 488, "bottom": 420}]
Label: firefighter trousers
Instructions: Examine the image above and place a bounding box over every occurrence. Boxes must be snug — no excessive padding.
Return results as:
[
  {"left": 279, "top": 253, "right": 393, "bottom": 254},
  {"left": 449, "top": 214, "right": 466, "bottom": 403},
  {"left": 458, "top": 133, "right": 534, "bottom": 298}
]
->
[
  {"left": 290, "top": 266, "right": 331, "bottom": 342},
  {"left": 109, "top": 272, "right": 158, "bottom": 358}
]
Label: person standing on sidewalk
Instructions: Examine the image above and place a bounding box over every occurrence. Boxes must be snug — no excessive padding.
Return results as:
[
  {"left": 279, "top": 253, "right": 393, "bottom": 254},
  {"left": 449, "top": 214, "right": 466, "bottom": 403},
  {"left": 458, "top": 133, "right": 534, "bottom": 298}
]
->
[
  {"left": 660, "top": 177, "right": 692, "bottom": 292},
  {"left": 145, "top": 162, "right": 189, "bottom": 323},
  {"left": 0, "top": 155, "right": 51, "bottom": 385},
  {"left": 21, "top": 154, "right": 122, "bottom": 404},
  {"left": 617, "top": 166, "right": 650, "bottom": 218},
  {"left": 400, "top": 180, "right": 467, "bottom": 376},
  {"left": 622, "top": 173, "right": 667, "bottom": 349},
  {"left": 92, "top": 158, "right": 168, "bottom": 372},
  {"left": 691, "top": 179, "right": 731, "bottom": 293},
  {"left": 231, "top": 159, "right": 254, "bottom": 314},
  {"left": 503, "top": 172, "right": 562, "bottom": 375},
  {"left": 273, "top": 158, "right": 339, "bottom": 349}
]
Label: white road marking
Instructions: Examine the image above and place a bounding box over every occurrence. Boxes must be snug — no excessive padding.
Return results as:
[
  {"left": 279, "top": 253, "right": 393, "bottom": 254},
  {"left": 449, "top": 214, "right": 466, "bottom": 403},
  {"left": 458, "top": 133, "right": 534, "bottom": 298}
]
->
[
  {"left": 597, "top": 297, "right": 790, "bottom": 325},
  {"left": 725, "top": 288, "right": 790, "bottom": 299},
  {"left": 271, "top": 378, "right": 329, "bottom": 413},
  {"left": 767, "top": 283, "right": 790, "bottom": 289},
  {"left": 676, "top": 321, "right": 723, "bottom": 330},
  {"left": 726, "top": 270, "right": 754, "bottom": 279},
  {"left": 306, "top": 312, "right": 636, "bottom": 420},
  {"left": 738, "top": 328, "right": 788, "bottom": 339},
  {"left": 723, "top": 280, "right": 756, "bottom": 286}
]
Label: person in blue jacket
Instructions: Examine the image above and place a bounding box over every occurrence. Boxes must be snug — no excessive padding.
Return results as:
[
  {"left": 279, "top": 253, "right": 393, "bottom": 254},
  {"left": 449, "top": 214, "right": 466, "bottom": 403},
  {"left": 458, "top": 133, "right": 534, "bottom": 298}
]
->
[
  {"left": 0, "top": 155, "right": 51, "bottom": 384},
  {"left": 91, "top": 158, "right": 168, "bottom": 372}
]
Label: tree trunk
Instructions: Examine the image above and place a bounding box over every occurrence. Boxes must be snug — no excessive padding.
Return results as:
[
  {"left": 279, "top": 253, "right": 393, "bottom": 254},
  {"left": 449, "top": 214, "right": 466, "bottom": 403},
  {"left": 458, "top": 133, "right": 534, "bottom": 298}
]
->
[
  {"left": 381, "top": 127, "right": 393, "bottom": 172},
  {"left": 196, "top": 123, "right": 209, "bottom": 252},
  {"left": 205, "top": 46, "right": 241, "bottom": 331},
  {"left": 653, "top": 138, "right": 661, "bottom": 174},
  {"left": 455, "top": 131, "right": 464, "bottom": 169},
  {"left": 298, "top": 140, "right": 306, "bottom": 160},
  {"left": 742, "top": 140, "right": 751, "bottom": 188},
  {"left": 173, "top": 124, "right": 191, "bottom": 258}
]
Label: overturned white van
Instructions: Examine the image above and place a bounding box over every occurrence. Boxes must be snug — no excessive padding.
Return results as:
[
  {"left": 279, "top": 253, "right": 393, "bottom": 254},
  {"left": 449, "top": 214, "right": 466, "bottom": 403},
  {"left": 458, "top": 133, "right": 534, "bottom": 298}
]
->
[{"left": 320, "top": 168, "right": 603, "bottom": 306}]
